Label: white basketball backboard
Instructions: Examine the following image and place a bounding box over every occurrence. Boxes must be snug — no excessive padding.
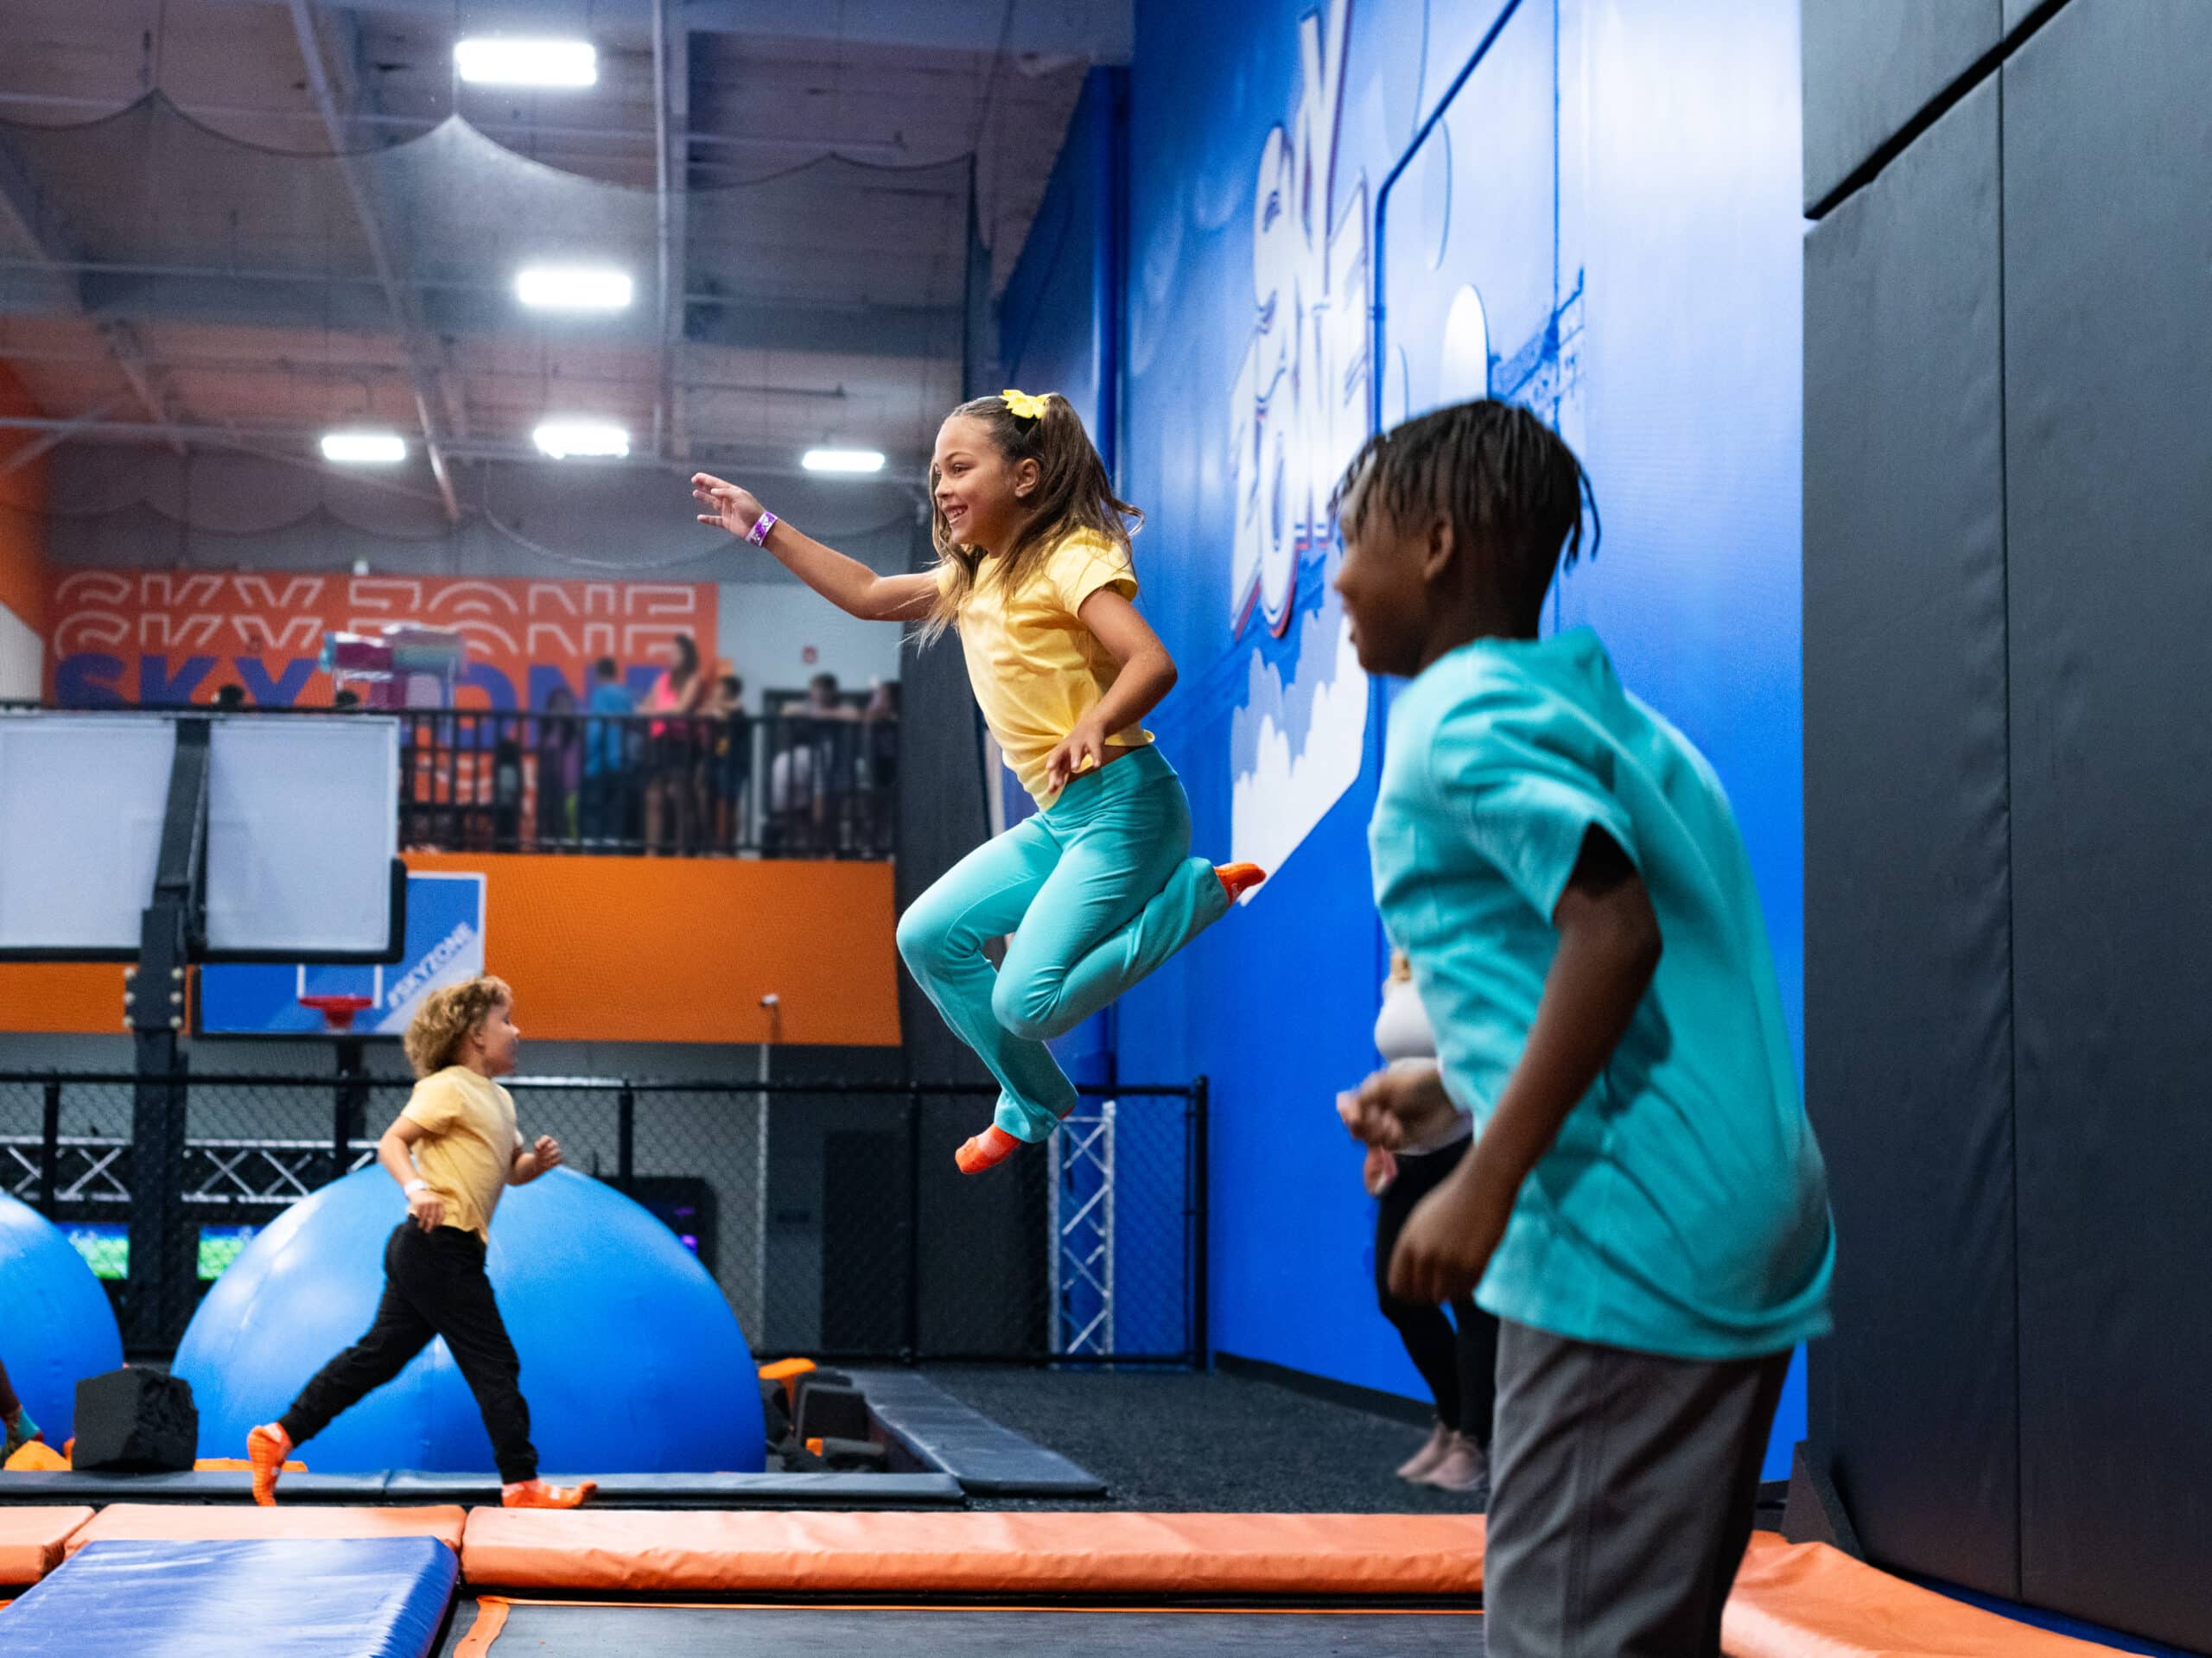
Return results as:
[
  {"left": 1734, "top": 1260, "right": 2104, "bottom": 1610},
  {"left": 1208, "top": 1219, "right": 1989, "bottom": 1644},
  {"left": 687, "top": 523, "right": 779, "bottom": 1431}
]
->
[{"left": 0, "top": 711, "right": 403, "bottom": 961}]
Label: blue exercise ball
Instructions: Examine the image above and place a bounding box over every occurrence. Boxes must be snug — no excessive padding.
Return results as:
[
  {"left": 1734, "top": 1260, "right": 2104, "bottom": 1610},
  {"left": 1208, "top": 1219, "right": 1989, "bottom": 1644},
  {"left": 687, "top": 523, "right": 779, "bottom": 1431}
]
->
[
  {"left": 173, "top": 1166, "right": 761, "bottom": 1474},
  {"left": 0, "top": 1191, "right": 124, "bottom": 1447}
]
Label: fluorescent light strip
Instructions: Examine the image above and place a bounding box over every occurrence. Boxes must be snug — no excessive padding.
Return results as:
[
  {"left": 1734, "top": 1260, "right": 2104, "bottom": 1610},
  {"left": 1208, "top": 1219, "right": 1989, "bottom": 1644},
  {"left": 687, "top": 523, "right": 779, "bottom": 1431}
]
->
[
  {"left": 515, "top": 265, "right": 633, "bottom": 311},
  {"left": 801, "top": 448, "right": 887, "bottom": 473},
  {"left": 321, "top": 431, "right": 406, "bottom": 464},
  {"left": 454, "top": 38, "right": 597, "bottom": 88},
  {"left": 534, "top": 421, "right": 630, "bottom": 460}
]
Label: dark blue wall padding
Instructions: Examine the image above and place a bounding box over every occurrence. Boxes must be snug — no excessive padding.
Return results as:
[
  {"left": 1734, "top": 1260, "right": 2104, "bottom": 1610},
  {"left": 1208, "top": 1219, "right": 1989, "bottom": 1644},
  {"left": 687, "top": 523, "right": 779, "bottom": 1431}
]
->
[
  {"left": 2002, "top": 1, "right": 2212, "bottom": 1649},
  {"left": 0, "top": 1536, "right": 456, "bottom": 1657},
  {"left": 1802, "top": 75, "right": 2018, "bottom": 1599},
  {"left": 1801, "top": 0, "right": 1999, "bottom": 212},
  {"left": 848, "top": 1368, "right": 1105, "bottom": 1496}
]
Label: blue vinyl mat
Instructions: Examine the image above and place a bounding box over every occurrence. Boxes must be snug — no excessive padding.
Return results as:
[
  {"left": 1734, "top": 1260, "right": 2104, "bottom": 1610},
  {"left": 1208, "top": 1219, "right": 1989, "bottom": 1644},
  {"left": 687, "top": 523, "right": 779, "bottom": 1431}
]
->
[{"left": 0, "top": 1536, "right": 457, "bottom": 1657}]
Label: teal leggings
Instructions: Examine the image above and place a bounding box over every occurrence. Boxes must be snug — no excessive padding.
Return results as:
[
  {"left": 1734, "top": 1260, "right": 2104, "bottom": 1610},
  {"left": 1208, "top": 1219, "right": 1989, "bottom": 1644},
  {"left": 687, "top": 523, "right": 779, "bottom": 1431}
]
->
[{"left": 896, "top": 745, "right": 1229, "bottom": 1140}]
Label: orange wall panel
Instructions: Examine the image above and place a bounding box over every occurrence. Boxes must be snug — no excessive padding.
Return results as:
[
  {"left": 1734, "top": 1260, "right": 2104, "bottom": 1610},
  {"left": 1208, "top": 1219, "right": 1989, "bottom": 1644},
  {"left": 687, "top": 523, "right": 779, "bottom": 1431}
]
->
[
  {"left": 402, "top": 853, "right": 900, "bottom": 1046},
  {"left": 0, "top": 963, "right": 124, "bottom": 1035},
  {"left": 0, "top": 857, "right": 901, "bottom": 1047}
]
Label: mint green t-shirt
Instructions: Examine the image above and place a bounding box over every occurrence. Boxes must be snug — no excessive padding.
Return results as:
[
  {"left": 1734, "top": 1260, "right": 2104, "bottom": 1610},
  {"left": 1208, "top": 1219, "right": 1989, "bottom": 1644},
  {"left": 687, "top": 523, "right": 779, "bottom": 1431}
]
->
[{"left": 1369, "top": 629, "right": 1833, "bottom": 1361}]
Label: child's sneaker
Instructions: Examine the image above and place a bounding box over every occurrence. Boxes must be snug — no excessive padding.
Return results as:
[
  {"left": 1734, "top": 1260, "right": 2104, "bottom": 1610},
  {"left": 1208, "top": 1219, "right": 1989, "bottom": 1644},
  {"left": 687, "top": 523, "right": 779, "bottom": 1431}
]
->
[
  {"left": 955, "top": 1125, "right": 1022, "bottom": 1175},
  {"left": 1395, "top": 1418, "right": 1452, "bottom": 1482},
  {"left": 502, "top": 1477, "right": 597, "bottom": 1509},
  {"left": 246, "top": 1422, "right": 292, "bottom": 1507},
  {"left": 1215, "top": 861, "right": 1268, "bottom": 904}
]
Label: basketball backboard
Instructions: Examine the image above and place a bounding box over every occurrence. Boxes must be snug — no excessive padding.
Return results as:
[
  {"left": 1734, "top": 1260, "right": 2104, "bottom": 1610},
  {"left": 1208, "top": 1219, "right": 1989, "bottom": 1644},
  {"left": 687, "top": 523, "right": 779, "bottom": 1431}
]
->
[{"left": 0, "top": 710, "right": 404, "bottom": 962}]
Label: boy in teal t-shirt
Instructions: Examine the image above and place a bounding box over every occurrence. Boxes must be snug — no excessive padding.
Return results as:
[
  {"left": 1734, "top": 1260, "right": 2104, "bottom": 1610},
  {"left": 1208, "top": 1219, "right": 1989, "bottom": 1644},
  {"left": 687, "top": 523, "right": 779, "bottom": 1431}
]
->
[{"left": 1332, "top": 400, "right": 1832, "bottom": 1658}]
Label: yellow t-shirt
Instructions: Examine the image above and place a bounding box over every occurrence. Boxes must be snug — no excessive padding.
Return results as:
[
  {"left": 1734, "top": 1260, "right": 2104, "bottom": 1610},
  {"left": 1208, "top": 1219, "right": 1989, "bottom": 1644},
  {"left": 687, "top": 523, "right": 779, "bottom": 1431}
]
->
[
  {"left": 399, "top": 1066, "right": 521, "bottom": 1242},
  {"left": 940, "top": 526, "right": 1155, "bottom": 808}
]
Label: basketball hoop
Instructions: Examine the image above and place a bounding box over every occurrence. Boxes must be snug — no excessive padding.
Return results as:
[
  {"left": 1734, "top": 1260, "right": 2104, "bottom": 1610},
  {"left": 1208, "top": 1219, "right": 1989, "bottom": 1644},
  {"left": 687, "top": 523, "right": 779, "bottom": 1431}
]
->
[{"left": 299, "top": 994, "right": 375, "bottom": 1033}]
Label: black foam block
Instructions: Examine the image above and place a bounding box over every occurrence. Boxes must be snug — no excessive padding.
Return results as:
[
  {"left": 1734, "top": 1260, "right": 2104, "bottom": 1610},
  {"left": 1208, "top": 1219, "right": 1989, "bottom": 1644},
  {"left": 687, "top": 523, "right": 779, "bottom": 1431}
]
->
[
  {"left": 815, "top": 1436, "right": 888, "bottom": 1472},
  {"left": 758, "top": 1376, "right": 791, "bottom": 1441},
  {"left": 1781, "top": 1443, "right": 1863, "bottom": 1559},
  {"left": 72, "top": 1369, "right": 199, "bottom": 1472},
  {"left": 794, "top": 1381, "right": 870, "bottom": 1445}
]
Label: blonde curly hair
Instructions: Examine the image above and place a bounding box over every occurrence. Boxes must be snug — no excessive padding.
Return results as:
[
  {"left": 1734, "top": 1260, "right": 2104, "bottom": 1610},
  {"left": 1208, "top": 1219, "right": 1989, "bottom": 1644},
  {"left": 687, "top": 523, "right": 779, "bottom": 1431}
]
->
[{"left": 403, "top": 975, "right": 512, "bottom": 1079}]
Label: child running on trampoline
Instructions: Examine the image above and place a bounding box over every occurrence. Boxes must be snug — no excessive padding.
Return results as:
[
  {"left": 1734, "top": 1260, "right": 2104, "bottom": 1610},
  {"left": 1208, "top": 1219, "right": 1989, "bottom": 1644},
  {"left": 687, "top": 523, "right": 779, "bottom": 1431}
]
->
[
  {"left": 694, "top": 391, "right": 1262, "bottom": 1174},
  {"left": 247, "top": 975, "right": 594, "bottom": 1509},
  {"left": 1332, "top": 400, "right": 1833, "bottom": 1657}
]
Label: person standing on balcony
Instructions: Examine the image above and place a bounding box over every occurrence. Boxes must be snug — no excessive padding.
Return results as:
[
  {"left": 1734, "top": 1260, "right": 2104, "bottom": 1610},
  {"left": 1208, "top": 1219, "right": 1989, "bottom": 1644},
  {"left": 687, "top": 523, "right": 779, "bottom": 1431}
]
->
[
  {"left": 582, "top": 657, "right": 634, "bottom": 848},
  {"left": 642, "top": 635, "right": 706, "bottom": 854}
]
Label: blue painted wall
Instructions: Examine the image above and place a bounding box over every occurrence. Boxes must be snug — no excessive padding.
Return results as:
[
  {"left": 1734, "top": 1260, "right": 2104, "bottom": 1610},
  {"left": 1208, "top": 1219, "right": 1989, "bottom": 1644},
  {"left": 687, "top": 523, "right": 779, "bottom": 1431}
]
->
[{"left": 1006, "top": 2, "right": 1808, "bottom": 1472}]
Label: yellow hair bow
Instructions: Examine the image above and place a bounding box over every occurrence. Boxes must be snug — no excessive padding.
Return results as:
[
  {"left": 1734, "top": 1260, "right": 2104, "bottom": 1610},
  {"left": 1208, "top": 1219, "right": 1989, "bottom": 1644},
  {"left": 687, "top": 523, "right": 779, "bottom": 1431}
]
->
[{"left": 1001, "top": 388, "right": 1051, "bottom": 421}]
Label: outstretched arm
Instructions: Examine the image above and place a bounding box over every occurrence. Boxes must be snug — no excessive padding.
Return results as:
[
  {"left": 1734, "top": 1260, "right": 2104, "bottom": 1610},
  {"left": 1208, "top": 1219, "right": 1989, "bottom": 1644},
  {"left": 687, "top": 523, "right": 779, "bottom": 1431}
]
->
[{"left": 693, "top": 473, "right": 937, "bottom": 622}]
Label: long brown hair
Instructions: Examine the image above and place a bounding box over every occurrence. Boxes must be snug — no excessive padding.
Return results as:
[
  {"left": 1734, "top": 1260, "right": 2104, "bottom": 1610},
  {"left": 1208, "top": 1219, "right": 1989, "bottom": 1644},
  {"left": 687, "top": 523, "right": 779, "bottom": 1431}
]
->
[{"left": 920, "top": 393, "right": 1143, "bottom": 643}]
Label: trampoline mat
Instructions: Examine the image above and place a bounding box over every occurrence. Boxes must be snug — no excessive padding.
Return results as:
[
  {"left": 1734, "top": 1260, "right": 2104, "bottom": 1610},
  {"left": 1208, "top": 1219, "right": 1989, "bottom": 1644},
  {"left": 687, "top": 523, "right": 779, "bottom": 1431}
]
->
[{"left": 448, "top": 1599, "right": 1484, "bottom": 1656}]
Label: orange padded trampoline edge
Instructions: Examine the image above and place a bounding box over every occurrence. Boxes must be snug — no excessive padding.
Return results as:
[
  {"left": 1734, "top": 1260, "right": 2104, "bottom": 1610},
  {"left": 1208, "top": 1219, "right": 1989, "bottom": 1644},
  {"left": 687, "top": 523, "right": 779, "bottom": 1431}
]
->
[
  {"left": 1723, "top": 1533, "right": 2139, "bottom": 1657},
  {"left": 453, "top": 1597, "right": 511, "bottom": 1657},
  {"left": 457, "top": 1509, "right": 1487, "bottom": 1597}
]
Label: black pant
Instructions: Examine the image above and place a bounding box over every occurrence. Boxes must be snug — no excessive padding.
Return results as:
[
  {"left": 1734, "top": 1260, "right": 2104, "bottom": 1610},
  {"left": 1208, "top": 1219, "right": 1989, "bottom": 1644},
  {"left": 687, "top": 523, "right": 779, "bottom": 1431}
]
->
[
  {"left": 280, "top": 1222, "right": 537, "bottom": 1484},
  {"left": 1375, "top": 1136, "right": 1502, "bottom": 1445}
]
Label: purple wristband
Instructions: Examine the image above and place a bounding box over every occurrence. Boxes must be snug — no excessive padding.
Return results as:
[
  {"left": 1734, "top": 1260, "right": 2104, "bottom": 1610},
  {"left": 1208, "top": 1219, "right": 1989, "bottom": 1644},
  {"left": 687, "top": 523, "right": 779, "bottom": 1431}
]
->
[{"left": 747, "top": 510, "right": 779, "bottom": 548}]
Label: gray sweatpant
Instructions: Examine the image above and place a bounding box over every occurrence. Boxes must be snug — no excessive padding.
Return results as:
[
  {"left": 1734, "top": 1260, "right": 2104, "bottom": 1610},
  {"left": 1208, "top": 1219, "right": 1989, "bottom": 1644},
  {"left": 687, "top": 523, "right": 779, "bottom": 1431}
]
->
[{"left": 1483, "top": 1319, "right": 1790, "bottom": 1658}]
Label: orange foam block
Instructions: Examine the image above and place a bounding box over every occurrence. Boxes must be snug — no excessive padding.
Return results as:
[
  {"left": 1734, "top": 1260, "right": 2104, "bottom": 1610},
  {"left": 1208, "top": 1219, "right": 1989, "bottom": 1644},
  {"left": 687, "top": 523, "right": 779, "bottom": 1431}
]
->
[
  {"left": 1724, "top": 1534, "right": 2139, "bottom": 1657},
  {"left": 756, "top": 1357, "right": 816, "bottom": 1411},
  {"left": 3, "top": 1443, "right": 68, "bottom": 1472},
  {"left": 65, "top": 1504, "right": 467, "bottom": 1559},
  {"left": 0, "top": 1509, "right": 94, "bottom": 1583},
  {"left": 461, "top": 1509, "right": 1486, "bottom": 1596}
]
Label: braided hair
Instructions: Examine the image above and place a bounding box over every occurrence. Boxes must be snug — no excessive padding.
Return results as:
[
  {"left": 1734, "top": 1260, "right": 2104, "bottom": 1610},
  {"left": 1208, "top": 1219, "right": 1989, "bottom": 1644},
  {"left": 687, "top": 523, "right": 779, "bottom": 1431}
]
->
[{"left": 1332, "top": 400, "right": 1596, "bottom": 629}]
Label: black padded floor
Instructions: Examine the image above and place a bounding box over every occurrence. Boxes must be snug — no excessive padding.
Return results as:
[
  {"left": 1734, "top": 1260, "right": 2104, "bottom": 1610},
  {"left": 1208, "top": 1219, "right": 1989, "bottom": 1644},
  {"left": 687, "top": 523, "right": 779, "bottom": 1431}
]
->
[
  {"left": 923, "top": 1366, "right": 1484, "bottom": 1515},
  {"left": 439, "top": 1600, "right": 1485, "bottom": 1656}
]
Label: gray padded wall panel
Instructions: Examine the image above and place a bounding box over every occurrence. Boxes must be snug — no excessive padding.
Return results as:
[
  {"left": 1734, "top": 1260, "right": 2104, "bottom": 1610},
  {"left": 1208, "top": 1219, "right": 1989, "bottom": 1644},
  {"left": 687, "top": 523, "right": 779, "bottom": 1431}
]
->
[
  {"left": 2002, "top": 0, "right": 2212, "bottom": 1648},
  {"left": 1802, "top": 75, "right": 2017, "bottom": 1598},
  {"left": 1802, "top": 0, "right": 1999, "bottom": 212}
]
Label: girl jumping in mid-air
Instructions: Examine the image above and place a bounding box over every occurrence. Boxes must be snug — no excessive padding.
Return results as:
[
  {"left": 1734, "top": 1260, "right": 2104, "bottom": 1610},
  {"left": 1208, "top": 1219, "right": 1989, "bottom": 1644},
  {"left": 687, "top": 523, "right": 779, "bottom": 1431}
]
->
[{"left": 693, "top": 390, "right": 1262, "bottom": 1172}]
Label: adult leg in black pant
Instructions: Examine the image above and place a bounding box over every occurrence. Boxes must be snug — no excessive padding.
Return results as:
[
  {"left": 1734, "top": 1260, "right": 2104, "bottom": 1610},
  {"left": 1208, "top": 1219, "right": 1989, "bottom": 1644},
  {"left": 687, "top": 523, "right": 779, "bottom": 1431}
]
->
[{"left": 1375, "top": 1140, "right": 1491, "bottom": 1490}]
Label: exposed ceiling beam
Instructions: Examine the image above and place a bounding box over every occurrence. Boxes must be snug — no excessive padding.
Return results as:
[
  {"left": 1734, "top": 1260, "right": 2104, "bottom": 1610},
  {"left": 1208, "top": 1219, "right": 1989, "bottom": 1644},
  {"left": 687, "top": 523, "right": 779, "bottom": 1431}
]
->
[
  {"left": 0, "top": 131, "right": 191, "bottom": 454},
  {"left": 652, "top": 0, "right": 691, "bottom": 461},
  {"left": 0, "top": 396, "right": 119, "bottom": 475},
  {"left": 286, "top": 0, "right": 462, "bottom": 521},
  {"left": 0, "top": 91, "right": 921, "bottom": 163},
  {"left": 0, "top": 413, "right": 919, "bottom": 484},
  {"left": 262, "top": 0, "right": 1133, "bottom": 62}
]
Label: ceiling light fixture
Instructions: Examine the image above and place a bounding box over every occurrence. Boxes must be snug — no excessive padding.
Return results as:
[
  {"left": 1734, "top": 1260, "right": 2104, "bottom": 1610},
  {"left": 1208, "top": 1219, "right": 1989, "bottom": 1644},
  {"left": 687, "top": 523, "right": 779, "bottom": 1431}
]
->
[
  {"left": 801, "top": 448, "right": 887, "bottom": 473},
  {"left": 454, "top": 38, "right": 597, "bottom": 88},
  {"left": 533, "top": 420, "right": 631, "bottom": 460},
  {"left": 321, "top": 431, "right": 407, "bottom": 464},
  {"left": 515, "top": 265, "right": 633, "bottom": 311}
]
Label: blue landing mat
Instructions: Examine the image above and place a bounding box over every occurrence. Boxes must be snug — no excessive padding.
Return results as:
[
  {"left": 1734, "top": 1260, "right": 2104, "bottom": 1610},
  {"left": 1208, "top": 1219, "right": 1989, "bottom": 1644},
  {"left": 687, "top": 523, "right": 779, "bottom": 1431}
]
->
[{"left": 0, "top": 1536, "right": 457, "bottom": 1657}]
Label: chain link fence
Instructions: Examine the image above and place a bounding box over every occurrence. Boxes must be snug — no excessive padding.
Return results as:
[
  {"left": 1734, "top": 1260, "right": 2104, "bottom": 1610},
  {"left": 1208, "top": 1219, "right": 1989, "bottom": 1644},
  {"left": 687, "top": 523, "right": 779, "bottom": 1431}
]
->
[{"left": 0, "top": 1072, "right": 1204, "bottom": 1367}]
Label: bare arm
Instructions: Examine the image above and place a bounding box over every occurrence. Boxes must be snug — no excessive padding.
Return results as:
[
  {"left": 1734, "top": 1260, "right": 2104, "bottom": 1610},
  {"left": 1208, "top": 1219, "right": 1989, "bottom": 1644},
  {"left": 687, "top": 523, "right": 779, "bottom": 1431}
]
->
[
  {"left": 1386, "top": 829, "right": 1662, "bottom": 1305},
  {"left": 508, "top": 1134, "right": 564, "bottom": 1186},
  {"left": 378, "top": 1115, "right": 446, "bottom": 1232},
  {"left": 693, "top": 473, "right": 936, "bottom": 622},
  {"left": 1044, "top": 588, "right": 1179, "bottom": 791}
]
